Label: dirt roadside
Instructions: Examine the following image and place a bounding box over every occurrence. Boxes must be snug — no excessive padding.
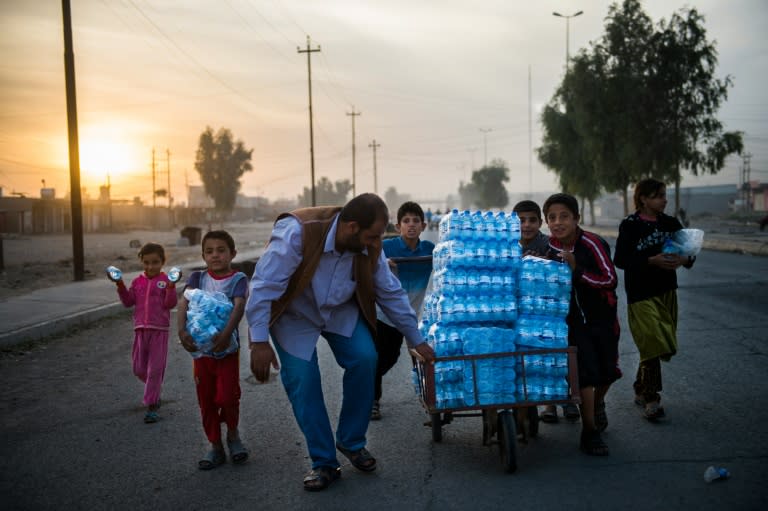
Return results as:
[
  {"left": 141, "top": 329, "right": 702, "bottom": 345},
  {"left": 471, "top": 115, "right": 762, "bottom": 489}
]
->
[{"left": 0, "top": 222, "right": 273, "bottom": 302}]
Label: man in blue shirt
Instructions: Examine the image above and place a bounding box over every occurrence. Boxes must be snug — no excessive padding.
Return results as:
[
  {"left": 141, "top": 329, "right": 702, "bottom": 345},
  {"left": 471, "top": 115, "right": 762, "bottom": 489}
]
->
[
  {"left": 372, "top": 201, "right": 434, "bottom": 420},
  {"left": 246, "top": 193, "right": 435, "bottom": 491}
]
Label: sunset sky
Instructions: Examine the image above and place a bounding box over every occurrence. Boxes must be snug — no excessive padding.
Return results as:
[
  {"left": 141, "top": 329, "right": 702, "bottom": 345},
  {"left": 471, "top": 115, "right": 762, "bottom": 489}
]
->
[{"left": 1, "top": 0, "right": 766, "bottom": 206}]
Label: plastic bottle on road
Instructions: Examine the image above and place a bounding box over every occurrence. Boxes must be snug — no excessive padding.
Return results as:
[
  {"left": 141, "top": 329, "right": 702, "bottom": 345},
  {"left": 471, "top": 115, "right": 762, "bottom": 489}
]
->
[{"left": 703, "top": 466, "right": 730, "bottom": 483}]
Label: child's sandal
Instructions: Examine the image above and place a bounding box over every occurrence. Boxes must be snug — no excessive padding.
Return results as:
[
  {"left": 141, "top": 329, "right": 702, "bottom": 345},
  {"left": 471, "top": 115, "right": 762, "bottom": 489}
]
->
[
  {"left": 227, "top": 438, "right": 249, "bottom": 464},
  {"left": 644, "top": 401, "right": 666, "bottom": 421},
  {"left": 198, "top": 449, "right": 226, "bottom": 470}
]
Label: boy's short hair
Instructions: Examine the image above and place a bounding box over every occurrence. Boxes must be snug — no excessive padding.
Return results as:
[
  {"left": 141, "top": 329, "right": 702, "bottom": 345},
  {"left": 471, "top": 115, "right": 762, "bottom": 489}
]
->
[
  {"left": 202, "top": 230, "right": 236, "bottom": 253},
  {"left": 543, "top": 193, "right": 580, "bottom": 219},
  {"left": 396, "top": 201, "right": 425, "bottom": 223},
  {"left": 513, "top": 200, "right": 542, "bottom": 220},
  {"left": 633, "top": 178, "right": 666, "bottom": 211},
  {"left": 138, "top": 242, "right": 165, "bottom": 262}
]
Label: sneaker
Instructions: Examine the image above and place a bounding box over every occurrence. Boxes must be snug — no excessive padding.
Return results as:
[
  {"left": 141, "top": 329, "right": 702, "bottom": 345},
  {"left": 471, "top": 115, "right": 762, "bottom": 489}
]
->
[
  {"left": 370, "top": 400, "right": 382, "bottom": 421},
  {"left": 143, "top": 410, "right": 159, "bottom": 423}
]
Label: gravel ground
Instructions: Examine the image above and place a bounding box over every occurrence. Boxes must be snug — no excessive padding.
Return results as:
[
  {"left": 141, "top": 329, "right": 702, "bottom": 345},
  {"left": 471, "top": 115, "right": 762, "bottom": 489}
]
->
[{"left": 0, "top": 222, "right": 273, "bottom": 302}]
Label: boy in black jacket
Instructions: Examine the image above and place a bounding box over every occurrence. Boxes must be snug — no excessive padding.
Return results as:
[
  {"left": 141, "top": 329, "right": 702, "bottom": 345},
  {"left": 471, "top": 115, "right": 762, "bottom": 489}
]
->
[{"left": 544, "top": 193, "right": 620, "bottom": 456}]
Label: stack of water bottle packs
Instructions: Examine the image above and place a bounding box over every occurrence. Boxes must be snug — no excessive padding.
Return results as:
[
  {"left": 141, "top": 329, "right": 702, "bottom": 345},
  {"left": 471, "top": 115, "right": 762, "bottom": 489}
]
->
[
  {"left": 184, "top": 288, "right": 235, "bottom": 357},
  {"left": 418, "top": 209, "right": 573, "bottom": 409},
  {"left": 516, "top": 256, "right": 572, "bottom": 401}
]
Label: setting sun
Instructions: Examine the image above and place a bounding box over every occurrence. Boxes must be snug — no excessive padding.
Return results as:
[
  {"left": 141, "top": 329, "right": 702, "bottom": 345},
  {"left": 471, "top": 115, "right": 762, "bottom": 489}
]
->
[{"left": 78, "top": 133, "right": 140, "bottom": 183}]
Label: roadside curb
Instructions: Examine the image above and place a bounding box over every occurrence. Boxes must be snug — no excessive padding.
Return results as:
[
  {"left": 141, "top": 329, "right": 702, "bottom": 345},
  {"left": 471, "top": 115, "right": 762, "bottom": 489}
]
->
[{"left": 0, "top": 302, "right": 126, "bottom": 348}]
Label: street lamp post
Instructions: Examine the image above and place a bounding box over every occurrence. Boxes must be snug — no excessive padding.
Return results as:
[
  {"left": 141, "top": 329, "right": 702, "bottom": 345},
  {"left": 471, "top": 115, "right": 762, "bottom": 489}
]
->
[{"left": 552, "top": 10, "right": 583, "bottom": 67}]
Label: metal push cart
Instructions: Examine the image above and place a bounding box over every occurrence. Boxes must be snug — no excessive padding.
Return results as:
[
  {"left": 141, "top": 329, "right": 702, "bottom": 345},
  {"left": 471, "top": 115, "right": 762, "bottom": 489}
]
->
[
  {"left": 388, "top": 254, "right": 580, "bottom": 473},
  {"left": 411, "top": 347, "right": 580, "bottom": 473}
]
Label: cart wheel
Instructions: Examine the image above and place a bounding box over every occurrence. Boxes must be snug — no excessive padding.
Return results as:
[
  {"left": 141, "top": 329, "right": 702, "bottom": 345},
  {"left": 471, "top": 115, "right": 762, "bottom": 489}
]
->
[
  {"left": 431, "top": 413, "right": 443, "bottom": 442},
  {"left": 497, "top": 410, "right": 518, "bottom": 473},
  {"left": 527, "top": 406, "right": 540, "bottom": 438},
  {"left": 482, "top": 409, "right": 497, "bottom": 446}
]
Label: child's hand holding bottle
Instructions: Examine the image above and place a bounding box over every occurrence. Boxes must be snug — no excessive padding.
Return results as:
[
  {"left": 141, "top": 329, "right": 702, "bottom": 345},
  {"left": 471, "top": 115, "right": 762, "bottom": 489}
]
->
[{"left": 106, "top": 265, "right": 123, "bottom": 284}]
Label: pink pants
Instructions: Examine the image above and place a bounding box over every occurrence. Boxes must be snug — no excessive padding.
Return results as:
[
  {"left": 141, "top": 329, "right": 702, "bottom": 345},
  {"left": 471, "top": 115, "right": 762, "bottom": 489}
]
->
[{"left": 132, "top": 329, "right": 169, "bottom": 407}]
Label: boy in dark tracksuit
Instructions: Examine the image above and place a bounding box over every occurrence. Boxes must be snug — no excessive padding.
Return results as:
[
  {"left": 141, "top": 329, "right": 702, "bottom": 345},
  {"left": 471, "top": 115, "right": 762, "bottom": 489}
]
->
[{"left": 544, "top": 193, "right": 620, "bottom": 456}]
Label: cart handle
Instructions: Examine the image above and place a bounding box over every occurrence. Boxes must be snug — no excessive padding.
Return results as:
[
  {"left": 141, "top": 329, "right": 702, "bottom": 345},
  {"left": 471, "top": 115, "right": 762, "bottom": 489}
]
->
[{"left": 388, "top": 256, "right": 433, "bottom": 264}]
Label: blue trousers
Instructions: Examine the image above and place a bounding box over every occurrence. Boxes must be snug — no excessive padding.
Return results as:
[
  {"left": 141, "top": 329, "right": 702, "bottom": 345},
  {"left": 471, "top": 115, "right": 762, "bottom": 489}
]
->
[{"left": 273, "top": 318, "right": 377, "bottom": 469}]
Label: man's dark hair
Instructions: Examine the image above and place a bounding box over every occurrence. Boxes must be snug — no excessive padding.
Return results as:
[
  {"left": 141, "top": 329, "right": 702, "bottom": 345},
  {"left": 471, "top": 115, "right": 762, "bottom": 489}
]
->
[
  {"left": 543, "top": 193, "right": 580, "bottom": 218},
  {"left": 339, "top": 193, "right": 389, "bottom": 229},
  {"left": 202, "top": 230, "right": 236, "bottom": 253},
  {"left": 396, "top": 201, "right": 425, "bottom": 223},
  {"left": 513, "top": 200, "right": 542, "bottom": 220},
  {"left": 138, "top": 242, "right": 165, "bottom": 262},
  {"left": 633, "top": 178, "right": 666, "bottom": 211}
]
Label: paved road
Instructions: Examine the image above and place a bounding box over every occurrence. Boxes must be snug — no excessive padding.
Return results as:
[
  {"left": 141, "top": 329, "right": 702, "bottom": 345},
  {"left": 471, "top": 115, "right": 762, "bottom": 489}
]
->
[{"left": 1, "top": 242, "right": 767, "bottom": 510}]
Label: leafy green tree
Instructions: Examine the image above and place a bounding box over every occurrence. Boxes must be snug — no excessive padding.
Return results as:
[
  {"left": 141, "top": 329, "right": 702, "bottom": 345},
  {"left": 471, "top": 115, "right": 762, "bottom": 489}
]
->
[
  {"left": 538, "top": 0, "right": 741, "bottom": 215},
  {"left": 297, "top": 177, "right": 352, "bottom": 207},
  {"left": 538, "top": 82, "right": 602, "bottom": 225},
  {"left": 647, "top": 7, "right": 743, "bottom": 210},
  {"left": 194, "top": 126, "right": 253, "bottom": 213},
  {"left": 465, "top": 159, "right": 509, "bottom": 210}
]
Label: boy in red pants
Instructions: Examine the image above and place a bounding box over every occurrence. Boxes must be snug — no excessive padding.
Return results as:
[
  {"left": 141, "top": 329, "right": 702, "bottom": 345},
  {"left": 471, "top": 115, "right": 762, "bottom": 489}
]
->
[{"left": 179, "top": 230, "right": 249, "bottom": 469}]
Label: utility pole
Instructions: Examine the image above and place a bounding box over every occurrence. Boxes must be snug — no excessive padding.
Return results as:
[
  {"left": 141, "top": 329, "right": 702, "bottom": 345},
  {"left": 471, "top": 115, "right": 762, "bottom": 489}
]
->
[
  {"left": 151, "top": 148, "right": 156, "bottom": 208},
  {"left": 346, "top": 106, "right": 361, "bottom": 196},
  {"left": 166, "top": 149, "right": 171, "bottom": 210},
  {"left": 298, "top": 35, "right": 321, "bottom": 206},
  {"left": 62, "top": 0, "right": 84, "bottom": 281},
  {"left": 479, "top": 128, "right": 493, "bottom": 167},
  {"left": 742, "top": 152, "right": 753, "bottom": 212},
  {"left": 369, "top": 139, "right": 380, "bottom": 195}
]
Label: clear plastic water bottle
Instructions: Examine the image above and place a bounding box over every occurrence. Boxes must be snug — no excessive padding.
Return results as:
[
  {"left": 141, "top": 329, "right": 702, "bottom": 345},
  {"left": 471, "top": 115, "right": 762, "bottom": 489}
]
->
[
  {"left": 167, "top": 266, "right": 182, "bottom": 283},
  {"left": 106, "top": 265, "right": 122, "bottom": 282},
  {"left": 483, "top": 211, "right": 496, "bottom": 241},
  {"left": 471, "top": 210, "right": 484, "bottom": 240},
  {"left": 495, "top": 211, "right": 508, "bottom": 241},
  {"left": 459, "top": 210, "right": 473, "bottom": 240},
  {"left": 508, "top": 211, "right": 521, "bottom": 242},
  {"left": 662, "top": 238, "right": 679, "bottom": 255},
  {"left": 703, "top": 466, "right": 730, "bottom": 483}
]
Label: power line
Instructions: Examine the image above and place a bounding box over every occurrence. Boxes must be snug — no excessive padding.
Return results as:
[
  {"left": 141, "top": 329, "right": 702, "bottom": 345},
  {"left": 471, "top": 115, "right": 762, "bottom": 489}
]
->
[{"left": 125, "top": 0, "right": 261, "bottom": 110}]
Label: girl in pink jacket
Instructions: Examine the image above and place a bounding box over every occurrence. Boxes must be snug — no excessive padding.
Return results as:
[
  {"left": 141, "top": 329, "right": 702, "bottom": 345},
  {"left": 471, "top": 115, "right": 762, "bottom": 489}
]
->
[{"left": 114, "top": 243, "right": 178, "bottom": 423}]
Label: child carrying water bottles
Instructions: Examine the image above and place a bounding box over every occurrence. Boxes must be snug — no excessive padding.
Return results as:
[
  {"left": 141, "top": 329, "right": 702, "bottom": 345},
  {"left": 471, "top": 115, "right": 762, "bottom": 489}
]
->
[
  {"left": 178, "top": 230, "right": 249, "bottom": 470},
  {"left": 514, "top": 200, "right": 580, "bottom": 424},
  {"left": 112, "top": 242, "right": 178, "bottom": 424}
]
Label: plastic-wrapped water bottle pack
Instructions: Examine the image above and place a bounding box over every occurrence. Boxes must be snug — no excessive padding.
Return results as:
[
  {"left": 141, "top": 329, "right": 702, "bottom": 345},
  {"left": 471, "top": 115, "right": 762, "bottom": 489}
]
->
[
  {"left": 184, "top": 288, "right": 235, "bottom": 358},
  {"left": 422, "top": 209, "right": 572, "bottom": 409}
]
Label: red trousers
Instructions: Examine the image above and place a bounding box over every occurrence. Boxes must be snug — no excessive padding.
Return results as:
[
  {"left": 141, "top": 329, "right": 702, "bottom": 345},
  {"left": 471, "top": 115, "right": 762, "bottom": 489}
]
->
[{"left": 193, "top": 353, "right": 241, "bottom": 443}]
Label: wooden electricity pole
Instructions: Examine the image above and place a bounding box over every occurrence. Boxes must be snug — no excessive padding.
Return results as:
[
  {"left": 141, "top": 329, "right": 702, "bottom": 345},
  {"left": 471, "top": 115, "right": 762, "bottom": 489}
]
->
[
  {"left": 62, "top": 0, "right": 84, "bottom": 281},
  {"left": 298, "top": 36, "right": 321, "bottom": 206},
  {"left": 369, "top": 139, "right": 380, "bottom": 195},
  {"left": 346, "top": 107, "right": 361, "bottom": 196}
]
